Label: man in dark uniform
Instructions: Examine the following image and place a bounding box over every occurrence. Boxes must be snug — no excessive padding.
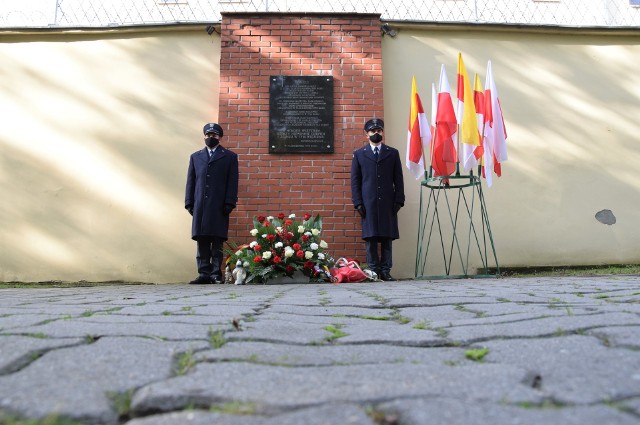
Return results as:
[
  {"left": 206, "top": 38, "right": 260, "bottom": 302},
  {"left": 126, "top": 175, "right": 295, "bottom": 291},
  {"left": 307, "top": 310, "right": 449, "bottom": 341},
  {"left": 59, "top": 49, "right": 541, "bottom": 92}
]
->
[
  {"left": 351, "top": 118, "right": 405, "bottom": 281},
  {"left": 185, "top": 123, "right": 239, "bottom": 284}
]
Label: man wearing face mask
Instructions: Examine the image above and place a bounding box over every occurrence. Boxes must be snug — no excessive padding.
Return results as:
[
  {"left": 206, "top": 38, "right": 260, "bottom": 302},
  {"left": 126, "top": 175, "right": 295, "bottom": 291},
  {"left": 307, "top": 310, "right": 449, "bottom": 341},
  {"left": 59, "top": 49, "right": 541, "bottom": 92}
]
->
[
  {"left": 350, "top": 118, "right": 405, "bottom": 281},
  {"left": 185, "top": 123, "right": 239, "bottom": 285}
]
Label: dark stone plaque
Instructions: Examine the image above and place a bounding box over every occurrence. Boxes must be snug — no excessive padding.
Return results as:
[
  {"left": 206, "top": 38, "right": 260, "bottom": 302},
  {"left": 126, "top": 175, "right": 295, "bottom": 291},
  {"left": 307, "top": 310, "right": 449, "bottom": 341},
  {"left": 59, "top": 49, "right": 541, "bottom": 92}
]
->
[{"left": 269, "top": 76, "right": 334, "bottom": 153}]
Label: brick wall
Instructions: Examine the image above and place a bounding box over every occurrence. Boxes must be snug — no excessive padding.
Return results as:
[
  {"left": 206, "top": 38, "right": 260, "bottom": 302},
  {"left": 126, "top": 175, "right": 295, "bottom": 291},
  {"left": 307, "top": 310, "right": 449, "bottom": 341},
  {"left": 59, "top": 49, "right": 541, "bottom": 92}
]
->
[{"left": 219, "top": 12, "right": 383, "bottom": 260}]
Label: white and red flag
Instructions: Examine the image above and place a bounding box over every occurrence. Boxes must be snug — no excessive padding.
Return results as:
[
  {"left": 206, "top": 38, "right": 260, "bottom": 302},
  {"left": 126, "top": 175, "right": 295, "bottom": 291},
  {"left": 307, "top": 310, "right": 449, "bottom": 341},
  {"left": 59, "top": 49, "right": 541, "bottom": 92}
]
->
[
  {"left": 432, "top": 64, "right": 457, "bottom": 178},
  {"left": 483, "top": 60, "right": 508, "bottom": 187},
  {"left": 406, "top": 76, "right": 431, "bottom": 180}
]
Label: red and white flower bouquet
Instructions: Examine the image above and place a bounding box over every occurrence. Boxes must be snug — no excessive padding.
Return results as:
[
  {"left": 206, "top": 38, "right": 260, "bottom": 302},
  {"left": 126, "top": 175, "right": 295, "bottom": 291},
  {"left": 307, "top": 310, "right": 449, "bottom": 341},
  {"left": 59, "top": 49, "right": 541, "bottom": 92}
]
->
[{"left": 227, "top": 213, "right": 335, "bottom": 284}]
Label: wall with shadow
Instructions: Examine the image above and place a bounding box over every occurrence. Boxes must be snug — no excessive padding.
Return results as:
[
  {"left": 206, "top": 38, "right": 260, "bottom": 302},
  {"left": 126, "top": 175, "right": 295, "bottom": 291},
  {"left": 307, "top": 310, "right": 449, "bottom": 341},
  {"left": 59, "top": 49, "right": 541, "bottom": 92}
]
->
[
  {"left": 383, "top": 26, "right": 640, "bottom": 275},
  {"left": 0, "top": 27, "right": 220, "bottom": 282},
  {"left": 2, "top": 24, "right": 640, "bottom": 282}
]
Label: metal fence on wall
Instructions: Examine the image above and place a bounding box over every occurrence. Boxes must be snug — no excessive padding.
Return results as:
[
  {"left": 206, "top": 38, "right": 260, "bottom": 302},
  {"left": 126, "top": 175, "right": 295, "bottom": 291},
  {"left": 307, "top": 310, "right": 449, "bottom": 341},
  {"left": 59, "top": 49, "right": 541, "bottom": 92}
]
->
[{"left": 1, "top": 0, "right": 639, "bottom": 28}]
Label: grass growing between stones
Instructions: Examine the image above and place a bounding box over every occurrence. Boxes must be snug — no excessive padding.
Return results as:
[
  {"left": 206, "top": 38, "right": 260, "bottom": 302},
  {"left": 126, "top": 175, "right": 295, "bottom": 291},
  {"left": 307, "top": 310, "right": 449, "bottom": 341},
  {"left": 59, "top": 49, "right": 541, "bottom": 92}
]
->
[
  {"left": 360, "top": 315, "right": 390, "bottom": 321},
  {"left": 174, "top": 351, "right": 196, "bottom": 375},
  {"left": 208, "top": 328, "right": 226, "bottom": 349},
  {"left": 412, "top": 321, "right": 429, "bottom": 330},
  {"left": 106, "top": 389, "right": 134, "bottom": 420},
  {"left": 0, "top": 412, "right": 83, "bottom": 425},
  {"left": 364, "top": 406, "right": 398, "bottom": 425},
  {"left": 516, "top": 400, "right": 566, "bottom": 409},
  {"left": 324, "top": 324, "right": 348, "bottom": 342},
  {"left": 209, "top": 401, "right": 257, "bottom": 415},
  {"left": 465, "top": 348, "right": 489, "bottom": 362},
  {"left": 498, "top": 264, "right": 640, "bottom": 277}
]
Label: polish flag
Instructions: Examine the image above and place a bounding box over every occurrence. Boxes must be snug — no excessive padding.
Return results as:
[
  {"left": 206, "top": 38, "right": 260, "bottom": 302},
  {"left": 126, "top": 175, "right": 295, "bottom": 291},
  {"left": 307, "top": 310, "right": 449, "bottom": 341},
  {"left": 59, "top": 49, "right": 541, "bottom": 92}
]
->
[
  {"left": 431, "top": 64, "right": 457, "bottom": 177},
  {"left": 483, "top": 60, "right": 508, "bottom": 187}
]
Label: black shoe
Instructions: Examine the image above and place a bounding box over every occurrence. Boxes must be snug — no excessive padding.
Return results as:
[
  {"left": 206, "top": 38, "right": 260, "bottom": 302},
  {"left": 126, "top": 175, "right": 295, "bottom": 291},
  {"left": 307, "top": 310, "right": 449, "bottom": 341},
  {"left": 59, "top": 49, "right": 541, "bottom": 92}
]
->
[
  {"left": 211, "top": 276, "right": 223, "bottom": 284},
  {"left": 189, "top": 275, "right": 211, "bottom": 285},
  {"left": 380, "top": 272, "right": 396, "bottom": 281}
]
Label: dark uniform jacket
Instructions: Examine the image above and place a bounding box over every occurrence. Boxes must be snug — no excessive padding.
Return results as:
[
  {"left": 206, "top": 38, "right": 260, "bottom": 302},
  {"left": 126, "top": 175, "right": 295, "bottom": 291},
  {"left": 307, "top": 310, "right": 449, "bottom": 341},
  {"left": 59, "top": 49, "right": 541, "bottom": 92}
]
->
[
  {"left": 351, "top": 144, "right": 405, "bottom": 240},
  {"left": 185, "top": 146, "right": 239, "bottom": 241}
]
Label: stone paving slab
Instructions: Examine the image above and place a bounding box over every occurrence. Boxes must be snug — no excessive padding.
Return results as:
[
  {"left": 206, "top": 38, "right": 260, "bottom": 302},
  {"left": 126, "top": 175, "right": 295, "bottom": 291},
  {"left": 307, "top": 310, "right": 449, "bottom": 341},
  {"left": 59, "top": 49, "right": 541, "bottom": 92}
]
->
[
  {"left": 125, "top": 403, "right": 377, "bottom": 425},
  {"left": 587, "top": 325, "right": 640, "bottom": 349},
  {"left": 0, "top": 337, "right": 208, "bottom": 424},
  {"left": 130, "top": 362, "right": 540, "bottom": 415},
  {"left": 0, "top": 277, "right": 639, "bottom": 425},
  {"left": 194, "top": 341, "right": 465, "bottom": 366},
  {"left": 378, "top": 397, "right": 640, "bottom": 425},
  {"left": 0, "top": 335, "right": 85, "bottom": 374},
  {"left": 482, "top": 335, "right": 640, "bottom": 404}
]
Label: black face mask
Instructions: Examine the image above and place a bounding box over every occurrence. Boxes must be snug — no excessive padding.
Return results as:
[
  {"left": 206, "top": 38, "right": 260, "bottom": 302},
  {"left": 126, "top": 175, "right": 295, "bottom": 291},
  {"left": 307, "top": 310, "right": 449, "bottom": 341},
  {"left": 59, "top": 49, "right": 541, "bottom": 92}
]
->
[
  {"left": 369, "top": 133, "right": 382, "bottom": 143},
  {"left": 205, "top": 136, "right": 219, "bottom": 148}
]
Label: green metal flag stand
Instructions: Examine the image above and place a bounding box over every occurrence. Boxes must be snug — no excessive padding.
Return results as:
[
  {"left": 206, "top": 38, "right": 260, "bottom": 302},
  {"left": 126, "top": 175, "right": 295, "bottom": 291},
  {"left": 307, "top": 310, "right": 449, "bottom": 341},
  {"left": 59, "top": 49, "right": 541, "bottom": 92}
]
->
[{"left": 415, "top": 168, "right": 499, "bottom": 279}]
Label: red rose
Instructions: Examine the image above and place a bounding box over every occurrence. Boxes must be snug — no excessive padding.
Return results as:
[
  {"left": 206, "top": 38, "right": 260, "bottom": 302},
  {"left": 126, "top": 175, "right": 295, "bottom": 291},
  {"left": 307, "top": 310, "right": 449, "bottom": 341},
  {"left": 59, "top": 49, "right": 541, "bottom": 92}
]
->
[
  {"left": 266, "top": 234, "right": 276, "bottom": 242},
  {"left": 278, "top": 213, "right": 285, "bottom": 220},
  {"left": 257, "top": 215, "right": 266, "bottom": 223},
  {"left": 254, "top": 244, "right": 262, "bottom": 251},
  {"left": 301, "top": 235, "right": 310, "bottom": 242},
  {"left": 285, "top": 265, "right": 295, "bottom": 274},
  {"left": 303, "top": 260, "right": 314, "bottom": 269},
  {"left": 263, "top": 221, "right": 270, "bottom": 227},
  {"left": 304, "top": 213, "right": 311, "bottom": 220},
  {"left": 292, "top": 243, "right": 301, "bottom": 250},
  {"left": 273, "top": 256, "right": 282, "bottom": 264},
  {"left": 285, "top": 233, "right": 294, "bottom": 240},
  {"left": 253, "top": 255, "right": 261, "bottom": 263},
  {"left": 296, "top": 250, "right": 304, "bottom": 258},
  {"left": 284, "top": 219, "right": 293, "bottom": 226}
]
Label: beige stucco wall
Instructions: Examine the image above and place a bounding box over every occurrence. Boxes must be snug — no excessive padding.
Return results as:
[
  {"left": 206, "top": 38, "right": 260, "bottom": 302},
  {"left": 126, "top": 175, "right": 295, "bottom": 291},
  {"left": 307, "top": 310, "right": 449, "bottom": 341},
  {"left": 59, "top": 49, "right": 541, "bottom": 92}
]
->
[
  {"left": 384, "top": 25, "right": 640, "bottom": 276},
  {"left": 0, "top": 26, "right": 220, "bottom": 283},
  {"left": 1, "top": 23, "right": 639, "bottom": 282}
]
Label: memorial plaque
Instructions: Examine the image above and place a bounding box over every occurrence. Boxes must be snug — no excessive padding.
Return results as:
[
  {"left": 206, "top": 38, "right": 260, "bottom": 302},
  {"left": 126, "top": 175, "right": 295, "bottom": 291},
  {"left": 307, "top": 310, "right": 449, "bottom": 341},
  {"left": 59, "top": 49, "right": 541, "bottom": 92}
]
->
[{"left": 269, "top": 76, "right": 334, "bottom": 153}]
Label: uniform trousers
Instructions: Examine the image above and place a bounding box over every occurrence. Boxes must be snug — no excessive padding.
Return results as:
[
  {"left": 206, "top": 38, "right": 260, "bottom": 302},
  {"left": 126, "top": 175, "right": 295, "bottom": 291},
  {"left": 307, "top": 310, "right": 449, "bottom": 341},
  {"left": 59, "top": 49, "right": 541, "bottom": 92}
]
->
[
  {"left": 196, "top": 236, "right": 224, "bottom": 280},
  {"left": 364, "top": 237, "right": 393, "bottom": 275}
]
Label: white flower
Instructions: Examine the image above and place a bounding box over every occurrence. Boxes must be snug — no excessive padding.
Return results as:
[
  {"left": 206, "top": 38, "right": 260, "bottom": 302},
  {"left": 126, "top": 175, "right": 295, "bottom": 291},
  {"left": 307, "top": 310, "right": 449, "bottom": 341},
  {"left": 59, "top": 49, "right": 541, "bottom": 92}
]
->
[
  {"left": 275, "top": 242, "right": 283, "bottom": 249},
  {"left": 304, "top": 231, "right": 312, "bottom": 236},
  {"left": 318, "top": 253, "right": 325, "bottom": 260},
  {"left": 311, "top": 228, "right": 320, "bottom": 236},
  {"left": 276, "top": 227, "right": 283, "bottom": 233},
  {"left": 250, "top": 241, "right": 258, "bottom": 248},
  {"left": 289, "top": 213, "right": 296, "bottom": 218},
  {"left": 262, "top": 234, "right": 268, "bottom": 239},
  {"left": 235, "top": 250, "right": 243, "bottom": 256},
  {"left": 298, "top": 225, "right": 305, "bottom": 233},
  {"left": 243, "top": 261, "right": 250, "bottom": 267},
  {"left": 310, "top": 243, "right": 319, "bottom": 250},
  {"left": 262, "top": 251, "right": 272, "bottom": 260},
  {"left": 305, "top": 251, "right": 313, "bottom": 259},
  {"left": 266, "top": 216, "right": 274, "bottom": 221},
  {"left": 284, "top": 247, "right": 294, "bottom": 258},
  {"left": 250, "top": 229, "right": 259, "bottom": 237},
  {"left": 320, "top": 240, "right": 328, "bottom": 248}
]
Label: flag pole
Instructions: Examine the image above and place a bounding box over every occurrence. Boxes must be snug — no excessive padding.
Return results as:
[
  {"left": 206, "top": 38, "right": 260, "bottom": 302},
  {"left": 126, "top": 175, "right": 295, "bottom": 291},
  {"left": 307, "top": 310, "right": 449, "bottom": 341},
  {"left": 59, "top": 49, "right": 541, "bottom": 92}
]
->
[
  {"left": 455, "top": 124, "right": 461, "bottom": 176},
  {"left": 429, "top": 122, "right": 439, "bottom": 179},
  {"left": 478, "top": 119, "right": 487, "bottom": 179}
]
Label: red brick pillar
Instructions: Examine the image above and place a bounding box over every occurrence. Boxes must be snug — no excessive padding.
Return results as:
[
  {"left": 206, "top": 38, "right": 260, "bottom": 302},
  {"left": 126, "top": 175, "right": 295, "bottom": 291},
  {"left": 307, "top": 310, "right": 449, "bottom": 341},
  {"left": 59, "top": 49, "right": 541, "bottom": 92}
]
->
[{"left": 219, "top": 13, "right": 383, "bottom": 260}]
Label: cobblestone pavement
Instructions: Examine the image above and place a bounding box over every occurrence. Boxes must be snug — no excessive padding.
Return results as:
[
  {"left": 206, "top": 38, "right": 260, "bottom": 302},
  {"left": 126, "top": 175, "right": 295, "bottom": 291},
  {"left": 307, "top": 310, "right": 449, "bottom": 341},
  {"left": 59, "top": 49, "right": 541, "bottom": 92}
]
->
[{"left": 1, "top": 277, "right": 639, "bottom": 425}]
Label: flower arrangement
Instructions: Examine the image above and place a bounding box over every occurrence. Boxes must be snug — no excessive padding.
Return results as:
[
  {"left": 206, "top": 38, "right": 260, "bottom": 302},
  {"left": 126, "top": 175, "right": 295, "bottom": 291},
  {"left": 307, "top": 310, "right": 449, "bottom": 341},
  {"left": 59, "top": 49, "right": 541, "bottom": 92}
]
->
[{"left": 227, "top": 213, "right": 335, "bottom": 284}]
